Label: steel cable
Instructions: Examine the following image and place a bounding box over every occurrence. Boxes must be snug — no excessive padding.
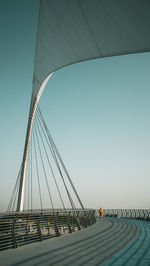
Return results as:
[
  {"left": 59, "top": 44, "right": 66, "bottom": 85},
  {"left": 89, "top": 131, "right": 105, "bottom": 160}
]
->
[
  {"left": 34, "top": 118, "right": 54, "bottom": 210},
  {"left": 35, "top": 114, "right": 66, "bottom": 210},
  {"left": 7, "top": 165, "right": 22, "bottom": 212},
  {"left": 37, "top": 106, "right": 84, "bottom": 210},
  {"left": 32, "top": 126, "right": 43, "bottom": 210},
  {"left": 36, "top": 108, "right": 76, "bottom": 210}
]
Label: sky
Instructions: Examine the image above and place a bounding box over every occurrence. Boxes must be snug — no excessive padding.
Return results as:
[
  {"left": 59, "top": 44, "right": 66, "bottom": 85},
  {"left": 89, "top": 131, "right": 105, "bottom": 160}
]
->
[{"left": 0, "top": 0, "right": 150, "bottom": 211}]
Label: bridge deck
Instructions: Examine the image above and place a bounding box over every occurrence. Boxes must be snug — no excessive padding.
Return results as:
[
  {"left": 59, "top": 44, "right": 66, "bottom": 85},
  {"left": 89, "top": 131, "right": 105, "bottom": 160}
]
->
[{"left": 0, "top": 217, "right": 150, "bottom": 266}]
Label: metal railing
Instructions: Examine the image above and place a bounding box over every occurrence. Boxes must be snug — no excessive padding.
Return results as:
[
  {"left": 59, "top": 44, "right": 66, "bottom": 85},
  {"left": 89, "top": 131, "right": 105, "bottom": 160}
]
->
[
  {"left": 0, "top": 209, "right": 96, "bottom": 251},
  {"left": 103, "top": 209, "right": 150, "bottom": 221}
]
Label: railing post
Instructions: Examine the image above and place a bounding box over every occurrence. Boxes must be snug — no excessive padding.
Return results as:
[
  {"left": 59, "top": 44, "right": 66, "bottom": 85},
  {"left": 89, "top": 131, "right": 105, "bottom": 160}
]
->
[
  {"left": 37, "top": 213, "right": 42, "bottom": 242},
  {"left": 12, "top": 214, "right": 17, "bottom": 248},
  {"left": 76, "top": 211, "right": 81, "bottom": 231},
  {"left": 91, "top": 210, "right": 96, "bottom": 224},
  {"left": 54, "top": 212, "right": 60, "bottom": 236},
  {"left": 67, "top": 211, "right": 72, "bottom": 233}
]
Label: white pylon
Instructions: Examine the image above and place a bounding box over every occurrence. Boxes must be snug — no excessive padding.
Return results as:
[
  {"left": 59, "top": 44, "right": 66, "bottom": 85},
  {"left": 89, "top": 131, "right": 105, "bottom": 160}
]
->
[{"left": 16, "top": 73, "right": 53, "bottom": 212}]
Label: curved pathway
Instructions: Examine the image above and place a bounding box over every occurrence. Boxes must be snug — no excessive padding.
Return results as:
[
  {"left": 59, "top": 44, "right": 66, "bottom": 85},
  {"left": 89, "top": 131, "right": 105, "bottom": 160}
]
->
[
  {"left": 104, "top": 219, "right": 150, "bottom": 266},
  {"left": 0, "top": 217, "right": 149, "bottom": 265}
]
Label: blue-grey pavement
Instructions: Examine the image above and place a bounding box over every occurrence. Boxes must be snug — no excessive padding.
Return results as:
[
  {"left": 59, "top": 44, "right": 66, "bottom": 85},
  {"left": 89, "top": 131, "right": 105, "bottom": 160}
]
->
[
  {"left": 0, "top": 217, "right": 150, "bottom": 265},
  {"left": 104, "top": 219, "right": 150, "bottom": 266}
]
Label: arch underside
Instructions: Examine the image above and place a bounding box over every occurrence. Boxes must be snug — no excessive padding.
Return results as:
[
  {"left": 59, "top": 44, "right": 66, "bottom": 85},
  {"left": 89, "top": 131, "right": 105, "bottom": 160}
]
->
[{"left": 32, "top": 0, "right": 150, "bottom": 100}]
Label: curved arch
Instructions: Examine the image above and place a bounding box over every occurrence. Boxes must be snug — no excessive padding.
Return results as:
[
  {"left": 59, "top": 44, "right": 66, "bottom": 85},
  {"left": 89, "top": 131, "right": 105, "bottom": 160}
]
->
[
  {"left": 17, "top": 0, "right": 150, "bottom": 211},
  {"left": 17, "top": 73, "right": 53, "bottom": 212},
  {"left": 32, "top": 0, "right": 150, "bottom": 99}
]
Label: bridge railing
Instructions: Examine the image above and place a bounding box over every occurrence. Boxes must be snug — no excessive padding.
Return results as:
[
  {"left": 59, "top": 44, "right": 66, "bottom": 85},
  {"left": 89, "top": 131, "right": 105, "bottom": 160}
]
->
[
  {"left": 0, "top": 209, "right": 96, "bottom": 251},
  {"left": 103, "top": 209, "right": 150, "bottom": 221}
]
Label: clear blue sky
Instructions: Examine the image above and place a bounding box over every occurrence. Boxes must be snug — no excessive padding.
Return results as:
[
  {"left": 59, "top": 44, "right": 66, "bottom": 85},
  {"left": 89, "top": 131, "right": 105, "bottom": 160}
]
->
[{"left": 0, "top": 0, "right": 150, "bottom": 211}]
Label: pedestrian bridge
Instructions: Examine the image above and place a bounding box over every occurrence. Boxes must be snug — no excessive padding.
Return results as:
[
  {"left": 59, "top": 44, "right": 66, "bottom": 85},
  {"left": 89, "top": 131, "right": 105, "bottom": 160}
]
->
[{"left": 1, "top": 217, "right": 150, "bottom": 266}]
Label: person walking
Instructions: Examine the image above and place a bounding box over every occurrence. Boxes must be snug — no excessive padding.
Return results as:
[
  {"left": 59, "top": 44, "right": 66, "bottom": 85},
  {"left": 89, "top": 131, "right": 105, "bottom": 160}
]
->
[{"left": 99, "top": 207, "right": 103, "bottom": 218}]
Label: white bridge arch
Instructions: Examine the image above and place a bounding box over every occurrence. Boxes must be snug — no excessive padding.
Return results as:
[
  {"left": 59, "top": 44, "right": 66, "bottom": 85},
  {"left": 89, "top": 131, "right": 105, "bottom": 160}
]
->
[{"left": 17, "top": 0, "right": 150, "bottom": 211}]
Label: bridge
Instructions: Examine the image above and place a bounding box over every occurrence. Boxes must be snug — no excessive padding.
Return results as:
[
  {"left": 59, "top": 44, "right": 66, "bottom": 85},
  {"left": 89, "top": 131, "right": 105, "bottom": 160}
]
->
[
  {"left": 1, "top": 214, "right": 150, "bottom": 265},
  {"left": 1, "top": 1, "right": 150, "bottom": 265}
]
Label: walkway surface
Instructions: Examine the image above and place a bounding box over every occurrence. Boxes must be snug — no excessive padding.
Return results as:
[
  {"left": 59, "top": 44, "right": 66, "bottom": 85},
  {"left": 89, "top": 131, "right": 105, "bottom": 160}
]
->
[{"left": 0, "top": 217, "right": 150, "bottom": 266}]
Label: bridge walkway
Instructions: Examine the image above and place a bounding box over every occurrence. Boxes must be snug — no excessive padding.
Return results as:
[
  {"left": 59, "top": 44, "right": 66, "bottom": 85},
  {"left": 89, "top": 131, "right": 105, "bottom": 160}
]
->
[
  {"left": 105, "top": 219, "right": 150, "bottom": 266},
  {"left": 0, "top": 217, "right": 150, "bottom": 266}
]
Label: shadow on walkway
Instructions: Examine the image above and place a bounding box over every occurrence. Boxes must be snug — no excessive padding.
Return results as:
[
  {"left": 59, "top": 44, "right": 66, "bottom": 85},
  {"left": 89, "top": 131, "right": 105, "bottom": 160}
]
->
[
  {"left": 105, "top": 219, "right": 150, "bottom": 266},
  {"left": 0, "top": 218, "right": 141, "bottom": 266}
]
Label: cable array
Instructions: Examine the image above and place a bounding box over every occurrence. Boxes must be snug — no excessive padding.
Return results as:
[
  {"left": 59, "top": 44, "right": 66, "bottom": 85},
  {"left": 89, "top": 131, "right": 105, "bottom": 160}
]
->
[{"left": 8, "top": 106, "right": 84, "bottom": 212}]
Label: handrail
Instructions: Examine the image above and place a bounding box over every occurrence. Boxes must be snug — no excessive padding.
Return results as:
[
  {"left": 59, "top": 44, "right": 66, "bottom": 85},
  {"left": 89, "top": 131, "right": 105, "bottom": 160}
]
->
[
  {"left": 0, "top": 209, "right": 96, "bottom": 251},
  {"left": 103, "top": 209, "right": 150, "bottom": 220}
]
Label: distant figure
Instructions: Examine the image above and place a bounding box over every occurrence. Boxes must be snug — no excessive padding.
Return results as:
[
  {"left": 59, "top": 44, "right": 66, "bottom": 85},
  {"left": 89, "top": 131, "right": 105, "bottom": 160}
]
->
[{"left": 99, "top": 207, "right": 103, "bottom": 218}]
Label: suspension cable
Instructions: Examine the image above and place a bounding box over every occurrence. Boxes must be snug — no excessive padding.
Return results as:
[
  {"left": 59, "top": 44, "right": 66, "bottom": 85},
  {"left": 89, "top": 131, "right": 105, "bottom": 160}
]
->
[
  {"left": 27, "top": 149, "right": 30, "bottom": 211},
  {"left": 32, "top": 125, "right": 43, "bottom": 211},
  {"left": 37, "top": 106, "right": 84, "bottom": 209},
  {"left": 34, "top": 118, "right": 54, "bottom": 210},
  {"left": 9, "top": 105, "right": 84, "bottom": 213},
  {"left": 49, "top": 134, "right": 84, "bottom": 209},
  {"left": 12, "top": 180, "right": 20, "bottom": 212},
  {"left": 35, "top": 114, "right": 66, "bottom": 210},
  {"left": 7, "top": 165, "right": 22, "bottom": 212},
  {"left": 30, "top": 132, "right": 33, "bottom": 211},
  {"left": 36, "top": 108, "right": 76, "bottom": 210}
]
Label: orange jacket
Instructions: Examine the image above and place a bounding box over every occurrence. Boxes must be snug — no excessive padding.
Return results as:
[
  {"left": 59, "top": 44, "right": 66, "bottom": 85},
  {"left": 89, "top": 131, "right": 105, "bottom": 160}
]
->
[{"left": 99, "top": 208, "right": 104, "bottom": 216}]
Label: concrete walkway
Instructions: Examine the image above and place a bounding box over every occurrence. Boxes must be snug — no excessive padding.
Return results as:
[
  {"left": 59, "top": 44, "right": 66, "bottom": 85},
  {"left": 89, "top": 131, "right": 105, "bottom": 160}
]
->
[
  {"left": 0, "top": 217, "right": 149, "bottom": 266},
  {"left": 105, "top": 219, "right": 150, "bottom": 266}
]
